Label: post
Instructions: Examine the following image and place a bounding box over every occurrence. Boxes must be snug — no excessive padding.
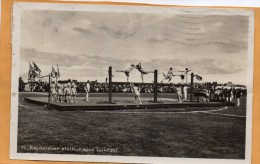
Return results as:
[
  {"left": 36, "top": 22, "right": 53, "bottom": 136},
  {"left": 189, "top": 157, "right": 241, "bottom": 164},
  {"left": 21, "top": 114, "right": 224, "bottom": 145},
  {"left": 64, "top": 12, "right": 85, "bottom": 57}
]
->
[
  {"left": 109, "top": 66, "right": 112, "bottom": 103},
  {"left": 154, "top": 70, "right": 158, "bottom": 103},
  {"left": 31, "top": 80, "right": 33, "bottom": 92},
  {"left": 190, "top": 73, "right": 194, "bottom": 102},
  {"left": 209, "top": 85, "right": 212, "bottom": 101},
  {"left": 48, "top": 74, "right": 51, "bottom": 108},
  {"left": 186, "top": 72, "right": 188, "bottom": 85}
]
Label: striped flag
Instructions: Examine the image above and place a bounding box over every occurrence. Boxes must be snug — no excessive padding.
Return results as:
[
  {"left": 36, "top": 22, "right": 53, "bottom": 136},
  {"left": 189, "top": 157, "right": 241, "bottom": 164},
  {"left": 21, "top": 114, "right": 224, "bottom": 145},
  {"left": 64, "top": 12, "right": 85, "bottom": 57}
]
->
[
  {"left": 195, "top": 74, "right": 202, "bottom": 81},
  {"left": 28, "top": 62, "right": 34, "bottom": 81},
  {"left": 29, "top": 62, "right": 33, "bottom": 71},
  {"left": 28, "top": 62, "right": 33, "bottom": 75},
  {"left": 51, "top": 66, "right": 56, "bottom": 78},
  {"left": 32, "top": 62, "right": 41, "bottom": 75}
]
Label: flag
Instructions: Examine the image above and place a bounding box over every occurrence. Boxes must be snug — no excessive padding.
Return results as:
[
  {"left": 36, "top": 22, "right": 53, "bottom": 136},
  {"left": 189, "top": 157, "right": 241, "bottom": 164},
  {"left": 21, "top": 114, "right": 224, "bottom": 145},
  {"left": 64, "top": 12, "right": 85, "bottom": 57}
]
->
[
  {"left": 56, "top": 64, "right": 60, "bottom": 78},
  {"left": 29, "top": 62, "right": 33, "bottom": 71},
  {"left": 32, "top": 62, "right": 41, "bottom": 75},
  {"left": 195, "top": 74, "right": 202, "bottom": 81},
  {"left": 28, "top": 62, "right": 33, "bottom": 75},
  {"left": 28, "top": 62, "right": 35, "bottom": 81},
  {"left": 51, "top": 66, "right": 56, "bottom": 78}
]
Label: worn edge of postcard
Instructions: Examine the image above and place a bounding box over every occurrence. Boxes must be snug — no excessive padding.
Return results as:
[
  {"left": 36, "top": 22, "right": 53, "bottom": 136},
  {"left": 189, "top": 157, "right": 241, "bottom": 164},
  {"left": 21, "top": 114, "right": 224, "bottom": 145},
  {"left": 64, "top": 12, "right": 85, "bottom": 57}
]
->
[
  {"left": 58, "top": 0, "right": 260, "bottom": 7},
  {"left": 9, "top": 2, "right": 255, "bottom": 164}
]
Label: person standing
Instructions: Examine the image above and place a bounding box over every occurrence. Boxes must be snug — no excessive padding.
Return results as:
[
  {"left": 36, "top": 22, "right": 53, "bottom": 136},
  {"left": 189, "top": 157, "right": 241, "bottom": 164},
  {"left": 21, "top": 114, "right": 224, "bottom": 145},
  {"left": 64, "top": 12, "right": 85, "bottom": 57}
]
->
[
  {"left": 183, "top": 85, "right": 188, "bottom": 101},
  {"left": 57, "top": 83, "right": 64, "bottom": 102},
  {"left": 64, "top": 82, "right": 72, "bottom": 103},
  {"left": 71, "top": 82, "right": 78, "bottom": 103},
  {"left": 230, "top": 88, "right": 235, "bottom": 102},
  {"left": 50, "top": 81, "right": 57, "bottom": 102},
  {"left": 84, "top": 80, "right": 91, "bottom": 102},
  {"left": 176, "top": 86, "right": 183, "bottom": 103},
  {"left": 236, "top": 88, "right": 241, "bottom": 106},
  {"left": 130, "top": 83, "right": 142, "bottom": 104},
  {"left": 63, "top": 83, "right": 69, "bottom": 103}
]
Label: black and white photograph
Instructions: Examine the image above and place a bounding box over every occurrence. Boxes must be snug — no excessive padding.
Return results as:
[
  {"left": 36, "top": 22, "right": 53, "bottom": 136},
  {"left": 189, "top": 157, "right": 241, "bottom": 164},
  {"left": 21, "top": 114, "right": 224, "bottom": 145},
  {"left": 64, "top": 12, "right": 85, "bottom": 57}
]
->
[{"left": 10, "top": 2, "right": 254, "bottom": 164}]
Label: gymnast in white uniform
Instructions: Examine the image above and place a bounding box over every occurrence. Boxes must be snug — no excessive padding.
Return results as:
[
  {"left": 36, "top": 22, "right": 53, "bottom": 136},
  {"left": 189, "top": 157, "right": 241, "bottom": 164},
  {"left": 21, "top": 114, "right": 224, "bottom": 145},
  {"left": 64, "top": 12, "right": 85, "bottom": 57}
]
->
[
  {"left": 50, "top": 81, "right": 57, "bottom": 102},
  {"left": 84, "top": 80, "right": 91, "bottom": 102},
  {"left": 130, "top": 83, "right": 142, "bottom": 104},
  {"left": 71, "top": 82, "right": 78, "bottom": 103},
  {"left": 57, "top": 83, "right": 64, "bottom": 102},
  {"left": 135, "top": 62, "right": 154, "bottom": 83},
  {"left": 161, "top": 67, "right": 175, "bottom": 83},
  {"left": 64, "top": 83, "right": 72, "bottom": 103},
  {"left": 116, "top": 64, "right": 136, "bottom": 82}
]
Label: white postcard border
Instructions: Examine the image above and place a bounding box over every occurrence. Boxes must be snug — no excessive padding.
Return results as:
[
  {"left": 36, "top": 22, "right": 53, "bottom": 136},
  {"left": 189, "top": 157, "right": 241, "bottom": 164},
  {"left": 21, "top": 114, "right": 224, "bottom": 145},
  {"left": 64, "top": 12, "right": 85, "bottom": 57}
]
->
[{"left": 10, "top": 2, "right": 255, "bottom": 164}]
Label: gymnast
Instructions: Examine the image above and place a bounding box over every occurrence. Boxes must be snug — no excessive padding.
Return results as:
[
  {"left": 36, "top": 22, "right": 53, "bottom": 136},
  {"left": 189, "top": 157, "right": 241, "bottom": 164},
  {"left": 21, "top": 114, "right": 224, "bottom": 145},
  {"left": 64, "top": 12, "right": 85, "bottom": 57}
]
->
[
  {"left": 116, "top": 64, "right": 136, "bottom": 82},
  {"left": 135, "top": 62, "right": 154, "bottom": 83},
  {"left": 130, "top": 83, "right": 142, "bottom": 104},
  {"left": 161, "top": 67, "right": 175, "bottom": 83}
]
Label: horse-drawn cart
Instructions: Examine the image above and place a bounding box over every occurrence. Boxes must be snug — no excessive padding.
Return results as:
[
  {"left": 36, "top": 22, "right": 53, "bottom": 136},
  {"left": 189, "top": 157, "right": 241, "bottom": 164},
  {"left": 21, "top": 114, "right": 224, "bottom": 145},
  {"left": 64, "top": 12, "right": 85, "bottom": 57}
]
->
[{"left": 193, "top": 89, "right": 210, "bottom": 102}]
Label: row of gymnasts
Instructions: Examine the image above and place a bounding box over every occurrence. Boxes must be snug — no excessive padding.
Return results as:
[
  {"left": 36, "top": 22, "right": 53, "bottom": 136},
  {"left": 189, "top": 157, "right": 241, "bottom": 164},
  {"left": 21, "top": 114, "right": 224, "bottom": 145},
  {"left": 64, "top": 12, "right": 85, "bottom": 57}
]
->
[
  {"left": 49, "top": 81, "right": 141, "bottom": 104},
  {"left": 50, "top": 81, "right": 78, "bottom": 103},
  {"left": 116, "top": 63, "right": 176, "bottom": 83}
]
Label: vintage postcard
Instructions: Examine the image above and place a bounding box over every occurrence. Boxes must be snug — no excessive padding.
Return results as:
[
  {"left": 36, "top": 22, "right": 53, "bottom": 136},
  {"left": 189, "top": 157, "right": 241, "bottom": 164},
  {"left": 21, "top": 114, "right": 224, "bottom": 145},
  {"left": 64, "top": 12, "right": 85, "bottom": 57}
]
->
[{"left": 10, "top": 2, "right": 254, "bottom": 164}]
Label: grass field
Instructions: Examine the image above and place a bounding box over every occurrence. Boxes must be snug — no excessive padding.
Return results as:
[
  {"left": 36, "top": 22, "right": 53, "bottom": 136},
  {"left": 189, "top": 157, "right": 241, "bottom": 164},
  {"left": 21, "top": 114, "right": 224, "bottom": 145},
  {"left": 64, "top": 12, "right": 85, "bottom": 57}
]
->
[{"left": 17, "top": 92, "right": 247, "bottom": 159}]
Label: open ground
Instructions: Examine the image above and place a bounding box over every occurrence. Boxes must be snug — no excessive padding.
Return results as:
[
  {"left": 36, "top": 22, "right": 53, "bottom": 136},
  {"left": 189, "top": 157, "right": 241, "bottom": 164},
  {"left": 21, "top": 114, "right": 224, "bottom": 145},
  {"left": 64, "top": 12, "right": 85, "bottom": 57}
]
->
[{"left": 17, "top": 92, "right": 246, "bottom": 159}]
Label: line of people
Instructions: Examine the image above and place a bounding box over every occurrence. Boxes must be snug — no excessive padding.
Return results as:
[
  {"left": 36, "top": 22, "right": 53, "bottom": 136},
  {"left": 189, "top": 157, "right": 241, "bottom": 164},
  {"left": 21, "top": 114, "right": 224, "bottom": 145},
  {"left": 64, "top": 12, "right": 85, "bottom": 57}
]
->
[
  {"left": 214, "top": 88, "right": 243, "bottom": 106},
  {"left": 50, "top": 81, "right": 92, "bottom": 103},
  {"left": 171, "top": 84, "right": 188, "bottom": 103},
  {"left": 50, "top": 81, "right": 78, "bottom": 103},
  {"left": 128, "top": 83, "right": 189, "bottom": 104}
]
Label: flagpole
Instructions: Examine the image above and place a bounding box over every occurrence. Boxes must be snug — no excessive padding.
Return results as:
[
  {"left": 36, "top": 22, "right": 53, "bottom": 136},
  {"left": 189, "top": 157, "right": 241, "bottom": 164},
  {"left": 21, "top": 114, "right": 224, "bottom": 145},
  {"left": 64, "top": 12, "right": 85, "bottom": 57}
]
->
[
  {"left": 48, "top": 74, "right": 51, "bottom": 109},
  {"left": 190, "top": 72, "right": 194, "bottom": 102},
  {"left": 31, "top": 80, "right": 33, "bottom": 92},
  {"left": 186, "top": 72, "right": 188, "bottom": 85}
]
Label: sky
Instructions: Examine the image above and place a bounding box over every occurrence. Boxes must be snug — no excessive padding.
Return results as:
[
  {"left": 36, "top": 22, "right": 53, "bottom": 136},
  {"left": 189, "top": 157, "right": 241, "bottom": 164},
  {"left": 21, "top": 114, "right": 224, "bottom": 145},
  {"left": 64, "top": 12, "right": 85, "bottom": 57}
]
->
[{"left": 19, "top": 8, "right": 250, "bottom": 85}]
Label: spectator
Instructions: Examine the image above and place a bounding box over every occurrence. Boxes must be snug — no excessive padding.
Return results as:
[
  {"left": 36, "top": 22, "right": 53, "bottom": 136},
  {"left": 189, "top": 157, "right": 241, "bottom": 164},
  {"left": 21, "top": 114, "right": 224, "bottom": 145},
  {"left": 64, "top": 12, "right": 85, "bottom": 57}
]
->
[
  {"left": 235, "top": 88, "right": 242, "bottom": 106},
  {"left": 183, "top": 85, "right": 188, "bottom": 101},
  {"left": 84, "top": 80, "right": 90, "bottom": 101},
  {"left": 19, "top": 77, "right": 26, "bottom": 91}
]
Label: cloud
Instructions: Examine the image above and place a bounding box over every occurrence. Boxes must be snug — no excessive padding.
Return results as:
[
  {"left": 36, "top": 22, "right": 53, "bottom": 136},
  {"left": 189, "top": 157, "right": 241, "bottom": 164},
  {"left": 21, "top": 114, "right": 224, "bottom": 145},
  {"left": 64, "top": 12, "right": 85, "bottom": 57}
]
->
[
  {"left": 18, "top": 11, "right": 249, "bottom": 84},
  {"left": 73, "top": 27, "right": 92, "bottom": 34},
  {"left": 96, "top": 25, "right": 108, "bottom": 31},
  {"left": 147, "top": 15, "right": 249, "bottom": 53},
  {"left": 149, "top": 37, "right": 169, "bottom": 43},
  {"left": 81, "top": 55, "right": 137, "bottom": 70},
  {"left": 20, "top": 48, "right": 86, "bottom": 67},
  {"left": 19, "top": 47, "right": 247, "bottom": 84},
  {"left": 215, "top": 41, "right": 247, "bottom": 53}
]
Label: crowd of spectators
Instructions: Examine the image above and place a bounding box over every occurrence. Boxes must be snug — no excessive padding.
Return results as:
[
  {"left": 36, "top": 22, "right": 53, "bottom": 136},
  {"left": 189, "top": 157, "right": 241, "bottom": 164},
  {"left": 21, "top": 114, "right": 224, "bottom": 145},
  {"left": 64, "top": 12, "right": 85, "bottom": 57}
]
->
[
  {"left": 76, "top": 82, "right": 176, "bottom": 93},
  {"left": 18, "top": 77, "right": 246, "bottom": 96}
]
